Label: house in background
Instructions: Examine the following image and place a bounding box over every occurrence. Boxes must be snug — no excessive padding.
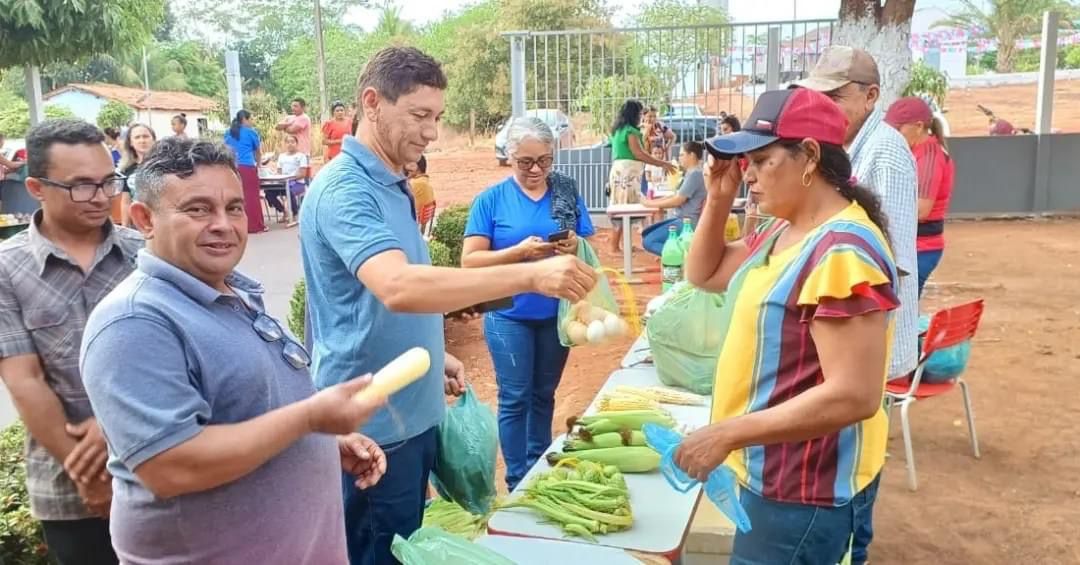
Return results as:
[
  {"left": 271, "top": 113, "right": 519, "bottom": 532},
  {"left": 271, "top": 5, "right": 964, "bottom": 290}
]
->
[{"left": 44, "top": 83, "right": 221, "bottom": 138}]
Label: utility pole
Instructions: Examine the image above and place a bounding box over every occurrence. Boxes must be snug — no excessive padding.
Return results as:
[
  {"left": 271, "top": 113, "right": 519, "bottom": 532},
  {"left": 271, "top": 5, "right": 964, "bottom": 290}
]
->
[{"left": 314, "top": 0, "right": 329, "bottom": 121}]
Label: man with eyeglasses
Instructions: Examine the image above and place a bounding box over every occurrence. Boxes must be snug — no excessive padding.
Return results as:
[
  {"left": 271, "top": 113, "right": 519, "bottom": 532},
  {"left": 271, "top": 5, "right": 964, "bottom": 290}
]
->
[
  {"left": 79, "top": 137, "right": 387, "bottom": 564},
  {"left": 0, "top": 119, "right": 142, "bottom": 564}
]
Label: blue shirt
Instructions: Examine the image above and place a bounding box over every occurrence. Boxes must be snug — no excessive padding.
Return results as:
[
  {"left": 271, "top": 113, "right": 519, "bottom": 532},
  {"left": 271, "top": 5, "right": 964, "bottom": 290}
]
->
[
  {"left": 465, "top": 177, "right": 595, "bottom": 320},
  {"left": 674, "top": 167, "right": 707, "bottom": 224},
  {"left": 300, "top": 136, "right": 446, "bottom": 445},
  {"left": 80, "top": 251, "right": 346, "bottom": 564},
  {"left": 224, "top": 126, "right": 260, "bottom": 167}
]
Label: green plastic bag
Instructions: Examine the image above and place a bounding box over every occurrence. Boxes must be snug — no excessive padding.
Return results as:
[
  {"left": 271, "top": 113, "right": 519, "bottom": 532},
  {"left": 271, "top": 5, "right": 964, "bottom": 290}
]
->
[
  {"left": 430, "top": 386, "right": 498, "bottom": 515},
  {"left": 391, "top": 527, "right": 514, "bottom": 565},
  {"left": 645, "top": 282, "right": 726, "bottom": 395},
  {"left": 557, "top": 239, "right": 623, "bottom": 348}
]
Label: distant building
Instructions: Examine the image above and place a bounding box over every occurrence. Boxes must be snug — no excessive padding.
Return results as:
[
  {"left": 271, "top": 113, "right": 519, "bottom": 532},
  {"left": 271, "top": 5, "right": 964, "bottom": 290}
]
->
[{"left": 44, "top": 83, "right": 222, "bottom": 138}]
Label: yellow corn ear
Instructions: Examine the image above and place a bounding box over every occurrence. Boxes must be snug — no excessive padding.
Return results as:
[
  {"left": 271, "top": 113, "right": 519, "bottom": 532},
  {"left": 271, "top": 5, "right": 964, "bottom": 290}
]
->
[
  {"left": 614, "top": 385, "right": 706, "bottom": 406},
  {"left": 597, "top": 393, "right": 661, "bottom": 412}
]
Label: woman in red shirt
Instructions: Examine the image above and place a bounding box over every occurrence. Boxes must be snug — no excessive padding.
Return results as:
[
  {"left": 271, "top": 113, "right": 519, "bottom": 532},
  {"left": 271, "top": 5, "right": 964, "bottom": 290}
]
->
[
  {"left": 886, "top": 97, "right": 955, "bottom": 297},
  {"left": 321, "top": 101, "right": 352, "bottom": 161}
]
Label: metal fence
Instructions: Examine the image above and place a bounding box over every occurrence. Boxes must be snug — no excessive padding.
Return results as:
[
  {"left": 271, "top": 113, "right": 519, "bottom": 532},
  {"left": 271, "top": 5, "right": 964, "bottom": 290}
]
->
[{"left": 505, "top": 19, "right": 837, "bottom": 210}]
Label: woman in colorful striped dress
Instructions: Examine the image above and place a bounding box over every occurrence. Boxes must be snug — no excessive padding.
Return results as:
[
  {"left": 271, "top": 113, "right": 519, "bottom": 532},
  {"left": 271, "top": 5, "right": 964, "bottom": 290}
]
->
[{"left": 675, "top": 88, "right": 899, "bottom": 564}]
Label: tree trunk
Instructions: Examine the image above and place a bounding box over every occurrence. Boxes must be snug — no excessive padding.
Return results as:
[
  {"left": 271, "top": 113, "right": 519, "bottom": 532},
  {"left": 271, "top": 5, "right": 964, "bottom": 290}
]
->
[{"left": 836, "top": 0, "right": 917, "bottom": 107}]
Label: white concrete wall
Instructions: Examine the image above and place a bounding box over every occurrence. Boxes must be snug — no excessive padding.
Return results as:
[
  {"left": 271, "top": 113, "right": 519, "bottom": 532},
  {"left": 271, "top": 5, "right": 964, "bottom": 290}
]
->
[{"left": 45, "top": 90, "right": 107, "bottom": 124}]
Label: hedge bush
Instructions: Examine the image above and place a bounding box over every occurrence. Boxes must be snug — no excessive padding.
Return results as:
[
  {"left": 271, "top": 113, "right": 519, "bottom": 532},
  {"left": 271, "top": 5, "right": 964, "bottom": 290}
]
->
[
  {"left": 0, "top": 423, "right": 49, "bottom": 565},
  {"left": 288, "top": 279, "right": 306, "bottom": 340},
  {"left": 429, "top": 204, "right": 470, "bottom": 267}
]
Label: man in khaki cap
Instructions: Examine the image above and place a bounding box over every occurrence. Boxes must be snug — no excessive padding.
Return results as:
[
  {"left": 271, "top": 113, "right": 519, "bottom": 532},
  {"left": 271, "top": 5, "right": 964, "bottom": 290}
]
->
[{"left": 795, "top": 45, "right": 919, "bottom": 565}]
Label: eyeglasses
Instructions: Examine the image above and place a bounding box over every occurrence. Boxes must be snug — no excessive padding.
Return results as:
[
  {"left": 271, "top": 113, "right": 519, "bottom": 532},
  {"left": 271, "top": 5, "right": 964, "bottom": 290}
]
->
[
  {"left": 251, "top": 311, "right": 312, "bottom": 370},
  {"left": 37, "top": 176, "right": 125, "bottom": 202},
  {"left": 514, "top": 155, "right": 554, "bottom": 172}
]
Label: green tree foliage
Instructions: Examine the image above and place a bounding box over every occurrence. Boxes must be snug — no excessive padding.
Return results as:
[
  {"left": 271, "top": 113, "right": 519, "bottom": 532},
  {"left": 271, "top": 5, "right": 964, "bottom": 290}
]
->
[
  {"left": 96, "top": 100, "right": 136, "bottom": 130},
  {"left": 902, "top": 60, "right": 949, "bottom": 107},
  {"left": 576, "top": 74, "right": 667, "bottom": 135},
  {"left": 632, "top": 0, "right": 728, "bottom": 93},
  {"left": 935, "top": 0, "right": 1078, "bottom": 73},
  {"left": 0, "top": 423, "right": 49, "bottom": 565},
  {"left": 270, "top": 25, "right": 369, "bottom": 112},
  {"left": 0, "top": 103, "right": 76, "bottom": 138},
  {"left": 0, "top": 0, "right": 165, "bottom": 69}
]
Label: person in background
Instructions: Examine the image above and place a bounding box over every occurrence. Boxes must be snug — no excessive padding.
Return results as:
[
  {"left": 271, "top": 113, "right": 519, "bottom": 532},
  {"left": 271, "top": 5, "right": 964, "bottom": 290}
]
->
[
  {"left": 1, "top": 119, "right": 143, "bottom": 565},
  {"left": 644, "top": 146, "right": 668, "bottom": 192},
  {"left": 102, "top": 128, "right": 122, "bottom": 166},
  {"left": 643, "top": 105, "right": 676, "bottom": 158},
  {"left": 794, "top": 45, "right": 918, "bottom": 565},
  {"left": 300, "top": 46, "right": 598, "bottom": 564},
  {"left": 170, "top": 114, "right": 188, "bottom": 139},
  {"left": 405, "top": 155, "right": 435, "bottom": 230},
  {"left": 322, "top": 101, "right": 352, "bottom": 162},
  {"left": 81, "top": 137, "right": 386, "bottom": 564},
  {"left": 720, "top": 115, "right": 741, "bottom": 135},
  {"left": 277, "top": 98, "right": 312, "bottom": 157},
  {"left": 679, "top": 88, "right": 898, "bottom": 564},
  {"left": 0, "top": 132, "right": 26, "bottom": 176},
  {"left": 118, "top": 123, "right": 157, "bottom": 227},
  {"left": 886, "top": 96, "right": 955, "bottom": 297},
  {"left": 608, "top": 100, "right": 676, "bottom": 254},
  {"left": 269, "top": 134, "right": 309, "bottom": 222},
  {"left": 640, "top": 140, "right": 708, "bottom": 256},
  {"left": 461, "top": 117, "right": 596, "bottom": 491},
  {"left": 223, "top": 109, "right": 267, "bottom": 234}
]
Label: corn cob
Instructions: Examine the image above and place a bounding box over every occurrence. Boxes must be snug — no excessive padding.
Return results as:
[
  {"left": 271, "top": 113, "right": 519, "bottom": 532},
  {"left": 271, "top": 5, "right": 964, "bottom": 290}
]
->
[
  {"left": 565, "top": 429, "right": 646, "bottom": 451},
  {"left": 597, "top": 392, "right": 661, "bottom": 412},
  {"left": 614, "top": 385, "right": 706, "bottom": 406},
  {"left": 547, "top": 446, "right": 661, "bottom": 473},
  {"left": 576, "top": 409, "right": 675, "bottom": 433}
]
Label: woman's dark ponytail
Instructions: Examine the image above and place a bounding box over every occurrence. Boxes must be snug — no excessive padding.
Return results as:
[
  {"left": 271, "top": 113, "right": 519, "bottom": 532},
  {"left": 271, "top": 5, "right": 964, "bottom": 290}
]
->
[
  {"left": 815, "top": 142, "right": 890, "bottom": 241},
  {"left": 229, "top": 110, "right": 251, "bottom": 141}
]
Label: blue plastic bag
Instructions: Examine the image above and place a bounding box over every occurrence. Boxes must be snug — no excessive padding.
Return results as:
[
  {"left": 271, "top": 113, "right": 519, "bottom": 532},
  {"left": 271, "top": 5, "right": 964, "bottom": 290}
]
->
[
  {"left": 431, "top": 386, "right": 498, "bottom": 515},
  {"left": 642, "top": 423, "right": 752, "bottom": 532},
  {"left": 918, "top": 315, "right": 972, "bottom": 383}
]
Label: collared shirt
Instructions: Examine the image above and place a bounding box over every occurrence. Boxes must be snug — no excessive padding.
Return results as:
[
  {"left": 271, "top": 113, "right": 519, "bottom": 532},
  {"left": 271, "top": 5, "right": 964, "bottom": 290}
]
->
[
  {"left": 300, "top": 135, "right": 446, "bottom": 446},
  {"left": 0, "top": 212, "right": 143, "bottom": 520},
  {"left": 848, "top": 108, "right": 920, "bottom": 378},
  {"left": 80, "top": 251, "right": 346, "bottom": 564}
]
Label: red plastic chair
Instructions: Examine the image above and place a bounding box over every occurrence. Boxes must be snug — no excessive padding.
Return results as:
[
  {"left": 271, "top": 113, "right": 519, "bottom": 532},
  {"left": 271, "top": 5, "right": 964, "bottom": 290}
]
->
[
  {"left": 418, "top": 201, "right": 437, "bottom": 238},
  {"left": 885, "top": 299, "right": 985, "bottom": 491}
]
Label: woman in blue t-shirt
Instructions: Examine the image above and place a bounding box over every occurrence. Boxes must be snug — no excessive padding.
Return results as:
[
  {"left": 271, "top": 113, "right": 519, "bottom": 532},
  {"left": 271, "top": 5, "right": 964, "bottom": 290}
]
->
[
  {"left": 223, "top": 110, "right": 266, "bottom": 233},
  {"left": 462, "top": 117, "right": 596, "bottom": 491}
]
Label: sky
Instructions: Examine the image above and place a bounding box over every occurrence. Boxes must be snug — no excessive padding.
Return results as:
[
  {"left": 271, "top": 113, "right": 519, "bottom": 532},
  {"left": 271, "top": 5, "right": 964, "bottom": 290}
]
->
[{"left": 344, "top": 0, "right": 965, "bottom": 35}]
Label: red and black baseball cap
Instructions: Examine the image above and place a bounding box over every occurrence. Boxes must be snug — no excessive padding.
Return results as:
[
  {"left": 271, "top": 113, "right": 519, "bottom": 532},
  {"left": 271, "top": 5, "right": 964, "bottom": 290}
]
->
[{"left": 705, "top": 88, "right": 849, "bottom": 159}]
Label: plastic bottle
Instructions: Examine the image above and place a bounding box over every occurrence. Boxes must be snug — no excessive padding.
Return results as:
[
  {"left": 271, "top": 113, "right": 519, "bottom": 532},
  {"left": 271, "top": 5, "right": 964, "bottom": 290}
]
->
[
  {"left": 678, "top": 217, "right": 694, "bottom": 253},
  {"left": 724, "top": 213, "right": 742, "bottom": 242},
  {"left": 661, "top": 225, "right": 684, "bottom": 292}
]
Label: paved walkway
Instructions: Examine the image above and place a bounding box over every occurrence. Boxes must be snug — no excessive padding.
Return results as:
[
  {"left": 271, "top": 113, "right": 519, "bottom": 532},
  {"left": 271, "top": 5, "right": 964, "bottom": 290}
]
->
[{"left": 0, "top": 226, "right": 306, "bottom": 429}]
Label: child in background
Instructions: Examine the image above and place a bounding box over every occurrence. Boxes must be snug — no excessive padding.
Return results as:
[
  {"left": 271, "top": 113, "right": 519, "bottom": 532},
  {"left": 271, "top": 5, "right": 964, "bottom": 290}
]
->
[
  {"left": 644, "top": 146, "right": 668, "bottom": 198},
  {"left": 268, "top": 134, "right": 308, "bottom": 222}
]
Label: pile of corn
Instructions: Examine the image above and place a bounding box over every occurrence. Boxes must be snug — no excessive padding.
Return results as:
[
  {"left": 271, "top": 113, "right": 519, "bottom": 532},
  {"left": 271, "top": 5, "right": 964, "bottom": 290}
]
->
[
  {"left": 500, "top": 459, "right": 632, "bottom": 542},
  {"left": 422, "top": 498, "right": 490, "bottom": 540}
]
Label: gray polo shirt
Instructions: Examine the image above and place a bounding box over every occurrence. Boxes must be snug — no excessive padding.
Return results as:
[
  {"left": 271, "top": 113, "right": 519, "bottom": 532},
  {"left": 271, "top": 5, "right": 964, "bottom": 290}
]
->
[
  {"left": 80, "top": 251, "right": 346, "bottom": 564},
  {"left": 0, "top": 212, "right": 142, "bottom": 520},
  {"left": 674, "top": 167, "right": 707, "bottom": 224}
]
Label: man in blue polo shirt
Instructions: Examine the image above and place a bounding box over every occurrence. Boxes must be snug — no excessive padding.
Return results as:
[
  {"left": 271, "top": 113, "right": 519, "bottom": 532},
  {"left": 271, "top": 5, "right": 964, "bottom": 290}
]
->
[
  {"left": 301, "top": 46, "right": 599, "bottom": 564},
  {"left": 81, "top": 138, "right": 388, "bottom": 564}
]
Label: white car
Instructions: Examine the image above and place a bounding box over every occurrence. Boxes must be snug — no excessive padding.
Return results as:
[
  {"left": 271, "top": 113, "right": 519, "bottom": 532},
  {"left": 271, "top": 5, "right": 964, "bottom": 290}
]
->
[{"left": 495, "top": 109, "right": 574, "bottom": 166}]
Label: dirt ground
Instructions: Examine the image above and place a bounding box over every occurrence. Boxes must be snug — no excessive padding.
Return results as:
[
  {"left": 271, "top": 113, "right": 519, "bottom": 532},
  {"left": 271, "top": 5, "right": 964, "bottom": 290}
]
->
[{"left": 428, "top": 151, "right": 1080, "bottom": 564}]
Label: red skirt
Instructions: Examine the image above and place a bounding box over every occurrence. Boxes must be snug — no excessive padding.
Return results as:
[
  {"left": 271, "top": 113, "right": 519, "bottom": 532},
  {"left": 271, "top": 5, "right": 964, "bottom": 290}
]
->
[{"left": 238, "top": 165, "right": 266, "bottom": 233}]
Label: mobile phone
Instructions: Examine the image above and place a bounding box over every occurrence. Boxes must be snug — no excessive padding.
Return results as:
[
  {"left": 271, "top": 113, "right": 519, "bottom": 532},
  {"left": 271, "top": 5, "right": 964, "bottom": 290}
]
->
[
  {"left": 473, "top": 297, "right": 513, "bottom": 313},
  {"left": 547, "top": 230, "right": 571, "bottom": 243}
]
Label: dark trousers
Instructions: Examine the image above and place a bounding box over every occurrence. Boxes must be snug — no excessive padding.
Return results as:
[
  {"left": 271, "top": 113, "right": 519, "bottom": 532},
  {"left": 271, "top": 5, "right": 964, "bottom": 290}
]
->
[
  {"left": 342, "top": 426, "right": 438, "bottom": 565},
  {"left": 917, "top": 249, "right": 944, "bottom": 297},
  {"left": 41, "top": 518, "right": 118, "bottom": 565}
]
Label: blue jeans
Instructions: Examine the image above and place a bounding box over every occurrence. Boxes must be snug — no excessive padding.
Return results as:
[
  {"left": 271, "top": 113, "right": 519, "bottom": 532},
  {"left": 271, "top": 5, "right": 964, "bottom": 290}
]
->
[
  {"left": 642, "top": 217, "right": 679, "bottom": 256},
  {"left": 917, "top": 249, "right": 944, "bottom": 298},
  {"left": 484, "top": 313, "right": 569, "bottom": 490},
  {"left": 731, "top": 476, "right": 880, "bottom": 565},
  {"left": 342, "top": 426, "right": 437, "bottom": 565}
]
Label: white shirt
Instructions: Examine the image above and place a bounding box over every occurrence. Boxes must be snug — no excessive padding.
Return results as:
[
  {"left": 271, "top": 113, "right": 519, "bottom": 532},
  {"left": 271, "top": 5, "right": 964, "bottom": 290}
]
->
[
  {"left": 849, "top": 107, "right": 919, "bottom": 378},
  {"left": 276, "top": 152, "right": 309, "bottom": 178}
]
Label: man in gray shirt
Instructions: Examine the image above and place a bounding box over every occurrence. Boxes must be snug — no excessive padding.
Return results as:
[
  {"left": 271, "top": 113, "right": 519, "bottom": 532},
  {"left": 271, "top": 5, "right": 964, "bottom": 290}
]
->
[
  {"left": 641, "top": 140, "right": 708, "bottom": 255},
  {"left": 81, "top": 138, "right": 387, "bottom": 564},
  {"left": 0, "top": 119, "right": 142, "bottom": 564}
]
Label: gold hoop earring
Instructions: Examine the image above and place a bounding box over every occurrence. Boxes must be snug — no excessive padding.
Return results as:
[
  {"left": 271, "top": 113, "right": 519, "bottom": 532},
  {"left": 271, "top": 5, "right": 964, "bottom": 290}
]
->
[{"left": 801, "top": 170, "right": 812, "bottom": 187}]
